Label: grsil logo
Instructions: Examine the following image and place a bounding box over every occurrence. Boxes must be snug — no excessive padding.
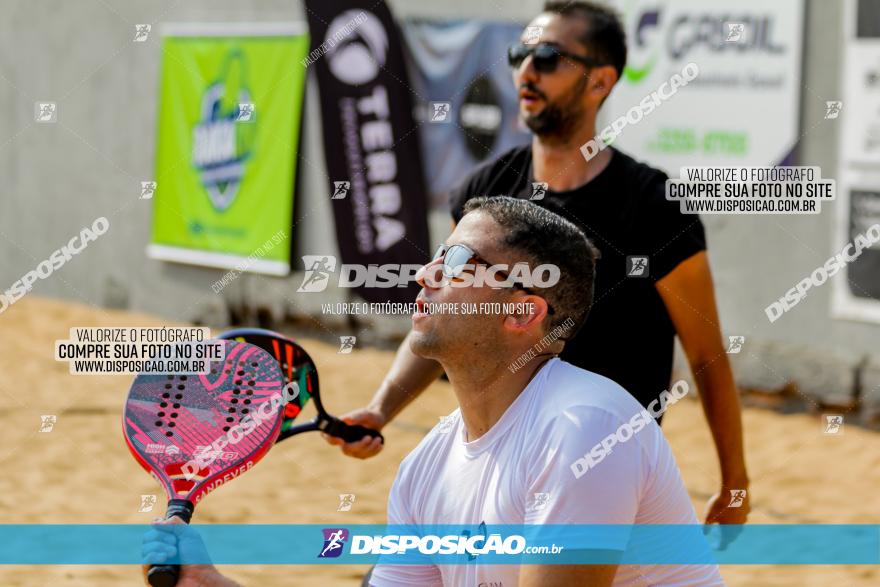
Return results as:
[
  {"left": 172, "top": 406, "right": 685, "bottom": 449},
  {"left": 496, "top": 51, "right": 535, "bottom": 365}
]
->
[{"left": 623, "top": 7, "right": 662, "bottom": 83}]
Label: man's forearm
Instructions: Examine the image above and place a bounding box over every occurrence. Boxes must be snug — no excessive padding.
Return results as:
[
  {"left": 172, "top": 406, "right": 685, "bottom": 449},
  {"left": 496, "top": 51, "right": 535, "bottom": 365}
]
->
[
  {"left": 368, "top": 330, "right": 445, "bottom": 423},
  {"left": 692, "top": 356, "right": 749, "bottom": 485}
]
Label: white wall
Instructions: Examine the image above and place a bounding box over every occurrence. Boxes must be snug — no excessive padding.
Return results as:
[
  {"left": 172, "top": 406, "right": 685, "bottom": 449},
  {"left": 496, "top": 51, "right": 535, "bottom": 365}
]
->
[{"left": 1, "top": 1, "right": 875, "bottom": 402}]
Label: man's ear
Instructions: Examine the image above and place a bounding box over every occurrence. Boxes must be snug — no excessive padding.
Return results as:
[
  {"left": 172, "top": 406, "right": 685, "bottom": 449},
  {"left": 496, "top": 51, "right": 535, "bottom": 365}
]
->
[
  {"left": 588, "top": 65, "right": 618, "bottom": 103},
  {"left": 503, "top": 296, "right": 552, "bottom": 332}
]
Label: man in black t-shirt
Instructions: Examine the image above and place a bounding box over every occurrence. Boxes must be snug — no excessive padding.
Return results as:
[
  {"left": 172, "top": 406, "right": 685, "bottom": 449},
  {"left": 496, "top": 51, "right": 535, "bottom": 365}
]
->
[
  {"left": 448, "top": 145, "right": 706, "bottom": 412},
  {"left": 324, "top": 1, "right": 750, "bottom": 530}
]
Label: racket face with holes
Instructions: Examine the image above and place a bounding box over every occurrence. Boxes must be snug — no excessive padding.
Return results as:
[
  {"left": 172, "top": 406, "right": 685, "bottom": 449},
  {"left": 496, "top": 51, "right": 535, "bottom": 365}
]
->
[
  {"left": 123, "top": 340, "right": 285, "bottom": 505},
  {"left": 217, "top": 328, "right": 318, "bottom": 440}
]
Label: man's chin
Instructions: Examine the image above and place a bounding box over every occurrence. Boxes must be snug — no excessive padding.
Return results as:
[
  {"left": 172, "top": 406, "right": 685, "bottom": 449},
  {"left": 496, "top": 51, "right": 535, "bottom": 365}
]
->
[
  {"left": 522, "top": 111, "right": 555, "bottom": 136},
  {"left": 408, "top": 331, "right": 441, "bottom": 360},
  {"left": 520, "top": 105, "right": 542, "bottom": 123}
]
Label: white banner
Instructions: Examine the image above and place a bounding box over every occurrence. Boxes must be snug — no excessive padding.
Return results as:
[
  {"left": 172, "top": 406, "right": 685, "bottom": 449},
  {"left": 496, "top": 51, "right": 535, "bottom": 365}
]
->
[
  {"left": 605, "top": 0, "right": 805, "bottom": 175},
  {"left": 832, "top": 0, "right": 880, "bottom": 323}
]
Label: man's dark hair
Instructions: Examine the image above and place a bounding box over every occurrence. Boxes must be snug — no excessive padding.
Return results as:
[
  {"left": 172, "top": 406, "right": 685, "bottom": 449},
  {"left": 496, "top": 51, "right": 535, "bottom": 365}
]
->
[
  {"left": 543, "top": 1, "right": 627, "bottom": 79},
  {"left": 462, "top": 196, "right": 599, "bottom": 340}
]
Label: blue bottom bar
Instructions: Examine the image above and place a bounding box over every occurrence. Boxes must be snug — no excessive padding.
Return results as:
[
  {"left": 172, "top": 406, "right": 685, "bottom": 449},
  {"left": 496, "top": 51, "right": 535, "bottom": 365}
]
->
[{"left": 0, "top": 524, "right": 876, "bottom": 565}]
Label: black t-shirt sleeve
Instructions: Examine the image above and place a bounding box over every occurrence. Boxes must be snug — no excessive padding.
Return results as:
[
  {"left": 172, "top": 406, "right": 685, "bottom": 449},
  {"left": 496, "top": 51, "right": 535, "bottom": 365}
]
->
[{"left": 644, "top": 172, "right": 707, "bottom": 280}]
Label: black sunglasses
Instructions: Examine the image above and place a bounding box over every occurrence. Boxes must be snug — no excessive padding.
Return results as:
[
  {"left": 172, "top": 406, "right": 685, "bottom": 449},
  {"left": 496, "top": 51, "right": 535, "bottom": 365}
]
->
[
  {"left": 431, "top": 244, "right": 555, "bottom": 315},
  {"left": 508, "top": 42, "right": 598, "bottom": 73}
]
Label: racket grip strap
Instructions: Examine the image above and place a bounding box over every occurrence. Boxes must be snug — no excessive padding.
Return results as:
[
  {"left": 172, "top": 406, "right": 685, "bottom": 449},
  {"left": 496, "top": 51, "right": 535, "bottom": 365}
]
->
[
  {"left": 165, "top": 499, "right": 194, "bottom": 523},
  {"left": 322, "top": 417, "right": 384, "bottom": 444}
]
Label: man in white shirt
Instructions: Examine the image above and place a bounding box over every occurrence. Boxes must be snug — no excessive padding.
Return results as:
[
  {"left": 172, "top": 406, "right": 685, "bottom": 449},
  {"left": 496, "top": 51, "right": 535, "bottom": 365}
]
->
[
  {"left": 141, "top": 197, "right": 722, "bottom": 587},
  {"left": 369, "top": 196, "right": 724, "bottom": 586}
]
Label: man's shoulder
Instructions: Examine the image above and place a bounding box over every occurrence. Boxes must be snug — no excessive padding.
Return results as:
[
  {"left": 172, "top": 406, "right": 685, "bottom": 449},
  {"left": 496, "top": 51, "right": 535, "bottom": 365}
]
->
[
  {"left": 605, "top": 149, "right": 701, "bottom": 233},
  {"left": 531, "top": 359, "right": 648, "bottom": 429},
  {"left": 524, "top": 361, "right": 663, "bottom": 480},
  {"left": 607, "top": 148, "right": 669, "bottom": 194}
]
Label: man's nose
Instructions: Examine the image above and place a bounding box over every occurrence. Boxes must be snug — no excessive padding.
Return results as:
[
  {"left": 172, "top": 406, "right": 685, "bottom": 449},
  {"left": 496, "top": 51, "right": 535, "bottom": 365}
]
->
[
  {"left": 416, "top": 258, "right": 445, "bottom": 289},
  {"left": 516, "top": 54, "right": 539, "bottom": 85}
]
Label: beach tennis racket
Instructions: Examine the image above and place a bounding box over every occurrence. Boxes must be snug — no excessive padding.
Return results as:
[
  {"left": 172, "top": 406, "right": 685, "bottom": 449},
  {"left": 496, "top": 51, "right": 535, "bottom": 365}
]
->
[
  {"left": 124, "top": 339, "right": 285, "bottom": 586},
  {"left": 218, "top": 327, "right": 383, "bottom": 444}
]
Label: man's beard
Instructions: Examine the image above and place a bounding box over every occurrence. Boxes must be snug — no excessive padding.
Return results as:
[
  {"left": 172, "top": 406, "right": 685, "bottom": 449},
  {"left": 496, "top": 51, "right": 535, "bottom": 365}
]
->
[
  {"left": 408, "top": 326, "right": 444, "bottom": 359},
  {"left": 522, "top": 76, "right": 589, "bottom": 142}
]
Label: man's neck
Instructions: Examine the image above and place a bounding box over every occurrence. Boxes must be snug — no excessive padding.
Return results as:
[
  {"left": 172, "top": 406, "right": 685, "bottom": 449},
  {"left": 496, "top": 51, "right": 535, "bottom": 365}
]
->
[
  {"left": 531, "top": 119, "right": 612, "bottom": 192},
  {"left": 444, "top": 353, "right": 554, "bottom": 442}
]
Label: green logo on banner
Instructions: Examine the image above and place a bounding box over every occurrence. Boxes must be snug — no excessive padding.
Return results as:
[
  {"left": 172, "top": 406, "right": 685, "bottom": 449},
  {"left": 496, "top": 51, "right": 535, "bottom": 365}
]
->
[
  {"left": 192, "top": 50, "right": 256, "bottom": 212},
  {"left": 149, "top": 30, "right": 310, "bottom": 275}
]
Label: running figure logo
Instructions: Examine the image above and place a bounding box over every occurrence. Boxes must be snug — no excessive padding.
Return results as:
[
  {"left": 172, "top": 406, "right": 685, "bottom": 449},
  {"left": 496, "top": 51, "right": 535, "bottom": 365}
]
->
[
  {"left": 39, "top": 415, "right": 57, "bottom": 432},
  {"left": 140, "top": 181, "right": 157, "bottom": 199},
  {"left": 626, "top": 256, "right": 649, "bottom": 278},
  {"left": 530, "top": 182, "right": 548, "bottom": 201},
  {"left": 727, "top": 489, "right": 747, "bottom": 508},
  {"left": 236, "top": 103, "right": 255, "bottom": 122},
  {"left": 824, "top": 101, "right": 842, "bottom": 120},
  {"left": 823, "top": 414, "right": 843, "bottom": 435},
  {"left": 138, "top": 495, "right": 157, "bottom": 513},
  {"left": 337, "top": 494, "right": 356, "bottom": 512},
  {"left": 725, "top": 23, "right": 744, "bottom": 42},
  {"left": 524, "top": 25, "right": 543, "bottom": 45},
  {"left": 338, "top": 336, "right": 356, "bottom": 354},
  {"left": 726, "top": 336, "right": 745, "bottom": 354},
  {"left": 298, "top": 256, "right": 337, "bottom": 292},
  {"left": 331, "top": 181, "right": 350, "bottom": 200},
  {"left": 430, "top": 102, "right": 451, "bottom": 123},
  {"left": 529, "top": 492, "right": 550, "bottom": 511},
  {"left": 318, "top": 528, "right": 349, "bottom": 558},
  {"left": 436, "top": 414, "right": 456, "bottom": 434},
  {"left": 35, "top": 102, "right": 57, "bottom": 123},
  {"left": 134, "top": 24, "right": 151, "bottom": 42}
]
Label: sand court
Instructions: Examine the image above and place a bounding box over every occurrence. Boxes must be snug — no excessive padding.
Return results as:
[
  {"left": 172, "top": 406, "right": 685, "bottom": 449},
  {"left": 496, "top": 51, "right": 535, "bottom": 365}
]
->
[{"left": 0, "top": 297, "right": 877, "bottom": 586}]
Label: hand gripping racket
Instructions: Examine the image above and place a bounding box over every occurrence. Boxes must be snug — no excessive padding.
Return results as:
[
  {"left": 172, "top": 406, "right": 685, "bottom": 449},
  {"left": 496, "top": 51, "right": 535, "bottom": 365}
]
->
[
  {"left": 217, "top": 327, "right": 383, "bottom": 444},
  {"left": 123, "top": 339, "right": 285, "bottom": 587}
]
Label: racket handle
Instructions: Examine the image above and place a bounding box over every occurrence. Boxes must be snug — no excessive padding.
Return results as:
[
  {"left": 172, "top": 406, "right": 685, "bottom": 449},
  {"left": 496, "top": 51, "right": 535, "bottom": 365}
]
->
[
  {"left": 323, "top": 417, "right": 384, "bottom": 444},
  {"left": 148, "top": 500, "right": 194, "bottom": 587}
]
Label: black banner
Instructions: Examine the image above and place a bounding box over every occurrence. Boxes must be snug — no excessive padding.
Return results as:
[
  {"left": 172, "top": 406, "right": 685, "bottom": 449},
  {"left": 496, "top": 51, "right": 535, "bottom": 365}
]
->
[
  {"left": 848, "top": 189, "right": 880, "bottom": 299},
  {"left": 402, "top": 20, "right": 530, "bottom": 209},
  {"left": 303, "top": 0, "right": 430, "bottom": 304}
]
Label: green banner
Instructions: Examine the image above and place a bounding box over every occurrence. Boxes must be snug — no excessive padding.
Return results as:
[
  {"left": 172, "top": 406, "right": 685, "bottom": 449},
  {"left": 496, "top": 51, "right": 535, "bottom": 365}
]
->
[{"left": 148, "top": 25, "right": 309, "bottom": 275}]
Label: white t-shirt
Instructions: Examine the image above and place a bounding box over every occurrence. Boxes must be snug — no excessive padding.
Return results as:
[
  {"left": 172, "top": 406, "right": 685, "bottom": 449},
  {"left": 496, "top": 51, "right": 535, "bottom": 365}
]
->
[{"left": 370, "top": 358, "right": 724, "bottom": 587}]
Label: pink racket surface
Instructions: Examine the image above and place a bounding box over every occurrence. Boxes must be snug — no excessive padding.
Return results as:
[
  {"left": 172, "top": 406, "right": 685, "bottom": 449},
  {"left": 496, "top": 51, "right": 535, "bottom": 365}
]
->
[{"left": 123, "top": 340, "right": 284, "bottom": 505}]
